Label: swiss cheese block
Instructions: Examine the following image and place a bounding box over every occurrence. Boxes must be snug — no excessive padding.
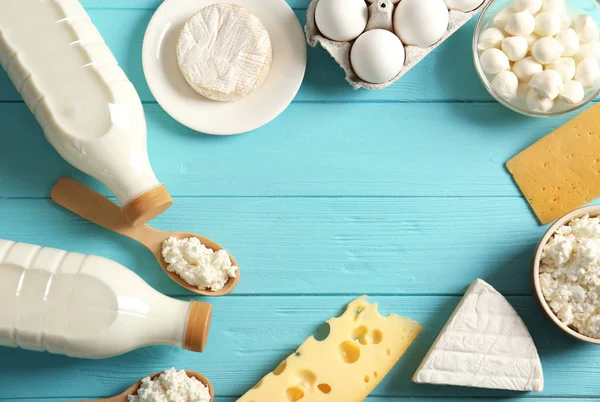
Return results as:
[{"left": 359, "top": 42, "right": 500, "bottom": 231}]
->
[
  {"left": 413, "top": 279, "right": 544, "bottom": 392},
  {"left": 237, "top": 297, "right": 421, "bottom": 402},
  {"left": 176, "top": 4, "right": 272, "bottom": 102},
  {"left": 507, "top": 103, "right": 600, "bottom": 224}
]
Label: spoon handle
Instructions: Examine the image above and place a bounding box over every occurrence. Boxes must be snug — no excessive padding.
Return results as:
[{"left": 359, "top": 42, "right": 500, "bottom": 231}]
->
[{"left": 50, "top": 177, "right": 163, "bottom": 249}]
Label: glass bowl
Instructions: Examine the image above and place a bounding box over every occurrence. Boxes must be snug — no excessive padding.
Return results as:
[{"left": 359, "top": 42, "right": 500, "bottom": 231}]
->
[{"left": 473, "top": 0, "right": 600, "bottom": 117}]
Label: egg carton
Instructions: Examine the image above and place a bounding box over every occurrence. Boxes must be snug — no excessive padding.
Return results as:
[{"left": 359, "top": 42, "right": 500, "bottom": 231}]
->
[{"left": 305, "top": 0, "right": 492, "bottom": 90}]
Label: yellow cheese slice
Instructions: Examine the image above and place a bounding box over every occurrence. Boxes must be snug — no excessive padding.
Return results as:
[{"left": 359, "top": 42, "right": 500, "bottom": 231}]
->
[
  {"left": 236, "top": 297, "right": 421, "bottom": 402},
  {"left": 506, "top": 103, "right": 600, "bottom": 224}
]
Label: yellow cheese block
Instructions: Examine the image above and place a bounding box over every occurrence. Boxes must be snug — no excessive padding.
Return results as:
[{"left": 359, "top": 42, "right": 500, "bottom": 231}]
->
[
  {"left": 237, "top": 297, "right": 421, "bottom": 402},
  {"left": 506, "top": 103, "right": 600, "bottom": 224}
]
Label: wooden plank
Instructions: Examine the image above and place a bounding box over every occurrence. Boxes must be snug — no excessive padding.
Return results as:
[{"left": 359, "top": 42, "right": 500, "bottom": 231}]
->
[
  {"left": 0, "top": 196, "right": 576, "bottom": 296},
  {"left": 0, "top": 102, "right": 582, "bottom": 198},
  {"left": 0, "top": 9, "right": 491, "bottom": 103},
  {"left": 0, "top": 296, "right": 597, "bottom": 399}
]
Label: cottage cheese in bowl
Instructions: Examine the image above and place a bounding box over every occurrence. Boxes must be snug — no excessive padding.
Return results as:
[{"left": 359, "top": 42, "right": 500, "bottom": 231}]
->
[{"left": 538, "top": 214, "right": 600, "bottom": 340}]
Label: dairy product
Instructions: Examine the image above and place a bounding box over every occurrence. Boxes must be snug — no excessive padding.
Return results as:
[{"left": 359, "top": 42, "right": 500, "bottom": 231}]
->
[
  {"left": 176, "top": 4, "right": 272, "bottom": 102},
  {"left": 413, "top": 279, "right": 544, "bottom": 392},
  {"left": 506, "top": 103, "right": 600, "bottom": 223},
  {"left": 477, "top": 0, "right": 600, "bottom": 114},
  {"left": 237, "top": 296, "right": 421, "bottom": 402},
  {"left": 540, "top": 215, "right": 600, "bottom": 339},
  {"left": 492, "top": 70, "right": 519, "bottom": 99},
  {"left": 0, "top": 239, "right": 211, "bottom": 358},
  {"left": 128, "top": 368, "right": 211, "bottom": 402},
  {"left": 162, "top": 237, "right": 237, "bottom": 291},
  {"left": 0, "top": 0, "right": 171, "bottom": 225}
]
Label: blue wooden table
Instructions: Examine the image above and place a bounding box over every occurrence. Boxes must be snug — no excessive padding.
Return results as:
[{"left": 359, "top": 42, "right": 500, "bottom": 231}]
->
[{"left": 1, "top": 1, "right": 599, "bottom": 401}]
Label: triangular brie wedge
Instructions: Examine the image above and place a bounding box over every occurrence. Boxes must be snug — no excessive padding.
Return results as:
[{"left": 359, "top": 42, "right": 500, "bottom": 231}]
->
[{"left": 412, "top": 279, "right": 544, "bottom": 392}]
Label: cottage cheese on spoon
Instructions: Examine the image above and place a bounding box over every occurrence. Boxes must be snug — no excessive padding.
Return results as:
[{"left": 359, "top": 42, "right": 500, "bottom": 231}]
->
[{"left": 162, "top": 237, "right": 238, "bottom": 291}]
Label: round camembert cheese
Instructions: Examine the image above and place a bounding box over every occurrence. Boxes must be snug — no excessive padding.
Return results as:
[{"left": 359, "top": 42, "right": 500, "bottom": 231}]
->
[{"left": 176, "top": 4, "right": 272, "bottom": 102}]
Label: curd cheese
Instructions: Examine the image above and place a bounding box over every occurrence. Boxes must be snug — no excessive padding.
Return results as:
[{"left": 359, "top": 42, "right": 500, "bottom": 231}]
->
[
  {"left": 540, "top": 215, "right": 600, "bottom": 339},
  {"left": 162, "top": 237, "right": 238, "bottom": 291},
  {"left": 128, "top": 368, "right": 211, "bottom": 402}
]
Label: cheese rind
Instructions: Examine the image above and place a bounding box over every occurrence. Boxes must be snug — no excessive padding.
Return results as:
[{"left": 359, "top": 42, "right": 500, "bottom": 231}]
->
[
  {"left": 237, "top": 296, "right": 421, "bottom": 402},
  {"left": 506, "top": 103, "right": 600, "bottom": 224},
  {"left": 412, "top": 279, "right": 543, "bottom": 392},
  {"left": 176, "top": 4, "right": 272, "bottom": 102}
]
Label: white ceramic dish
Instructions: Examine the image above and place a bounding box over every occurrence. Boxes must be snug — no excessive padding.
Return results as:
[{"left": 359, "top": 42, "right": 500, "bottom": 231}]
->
[{"left": 142, "top": 0, "right": 307, "bottom": 135}]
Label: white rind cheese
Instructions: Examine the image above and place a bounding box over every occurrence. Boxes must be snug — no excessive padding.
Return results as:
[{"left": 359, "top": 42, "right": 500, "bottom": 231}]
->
[
  {"left": 176, "top": 4, "right": 272, "bottom": 102},
  {"left": 412, "top": 279, "right": 544, "bottom": 392}
]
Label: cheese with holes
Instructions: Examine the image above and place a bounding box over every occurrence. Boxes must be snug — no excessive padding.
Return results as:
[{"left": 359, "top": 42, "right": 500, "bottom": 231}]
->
[
  {"left": 507, "top": 103, "right": 600, "bottom": 224},
  {"left": 176, "top": 4, "right": 272, "bottom": 102},
  {"left": 412, "top": 279, "right": 543, "bottom": 392},
  {"left": 237, "top": 297, "right": 421, "bottom": 402}
]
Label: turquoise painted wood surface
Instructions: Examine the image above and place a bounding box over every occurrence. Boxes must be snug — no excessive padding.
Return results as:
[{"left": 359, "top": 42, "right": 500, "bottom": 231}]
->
[{"left": 0, "top": 0, "right": 599, "bottom": 401}]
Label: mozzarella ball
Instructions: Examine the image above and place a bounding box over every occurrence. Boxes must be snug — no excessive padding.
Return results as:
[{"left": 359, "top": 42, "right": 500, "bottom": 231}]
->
[
  {"left": 547, "top": 57, "right": 576, "bottom": 82},
  {"left": 480, "top": 48, "right": 511, "bottom": 74},
  {"left": 529, "top": 70, "right": 563, "bottom": 99},
  {"left": 394, "top": 0, "right": 449, "bottom": 47},
  {"left": 514, "top": 0, "right": 542, "bottom": 14},
  {"left": 350, "top": 30, "right": 405, "bottom": 84},
  {"left": 493, "top": 7, "right": 516, "bottom": 31},
  {"left": 502, "top": 36, "right": 528, "bottom": 61},
  {"left": 512, "top": 56, "right": 543, "bottom": 81},
  {"left": 478, "top": 28, "right": 505, "bottom": 50},
  {"left": 315, "top": 0, "right": 368, "bottom": 41},
  {"left": 532, "top": 37, "right": 564, "bottom": 64},
  {"left": 444, "top": 0, "right": 484, "bottom": 12},
  {"left": 574, "top": 42, "right": 600, "bottom": 63},
  {"left": 559, "top": 80, "right": 585, "bottom": 103},
  {"left": 505, "top": 11, "right": 536, "bottom": 36},
  {"left": 534, "top": 12, "right": 562, "bottom": 37},
  {"left": 576, "top": 57, "right": 600, "bottom": 87},
  {"left": 541, "top": 0, "right": 564, "bottom": 14},
  {"left": 556, "top": 29, "right": 580, "bottom": 57},
  {"left": 492, "top": 70, "right": 519, "bottom": 99},
  {"left": 574, "top": 15, "right": 599, "bottom": 44},
  {"left": 526, "top": 88, "right": 554, "bottom": 112}
]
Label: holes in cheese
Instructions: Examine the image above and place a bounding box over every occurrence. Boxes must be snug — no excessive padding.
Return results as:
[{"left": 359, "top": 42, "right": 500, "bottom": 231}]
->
[
  {"left": 339, "top": 341, "right": 361, "bottom": 363},
  {"left": 273, "top": 361, "right": 286, "bottom": 375},
  {"left": 237, "top": 296, "right": 421, "bottom": 402}
]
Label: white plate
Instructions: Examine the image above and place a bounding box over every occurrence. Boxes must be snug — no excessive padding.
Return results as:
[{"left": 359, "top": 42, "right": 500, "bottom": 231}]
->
[{"left": 142, "top": 0, "right": 307, "bottom": 135}]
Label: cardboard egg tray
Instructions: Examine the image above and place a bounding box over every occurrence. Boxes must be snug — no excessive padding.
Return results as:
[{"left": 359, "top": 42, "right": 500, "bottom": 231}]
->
[{"left": 305, "top": 0, "right": 492, "bottom": 90}]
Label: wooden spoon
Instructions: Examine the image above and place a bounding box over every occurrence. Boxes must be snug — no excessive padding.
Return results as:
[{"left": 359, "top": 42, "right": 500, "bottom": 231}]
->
[
  {"left": 51, "top": 177, "right": 240, "bottom": 296},
  {"left": 81, "top": 370, "right": 214, "bottom": 401}
]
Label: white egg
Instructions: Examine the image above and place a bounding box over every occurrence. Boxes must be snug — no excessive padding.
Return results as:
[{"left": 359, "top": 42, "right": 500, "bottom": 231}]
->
[
  {"left": 575, "top": 57, "right": 600, "bottom": 87},
  {"left": 574, "top": 42, "right": 600, "bottom": 63},
  {"left": 559, "top": 80, "right": 585, "bottom": 103},
  {"left": 394, "top": 0, "right": 449, "bottom": 47},
  {"left": 512, "top": 56, "right": 543, "bottom": 82},
  {"left": 547, "top": 57, "right": 576, "bottom": 82},
  {"left": 315, "top": 0, "right": 368, "bottom": 41},
  {"left": 492, "top": 70, "right": 519, "bottom": 100},
  {"left": 529, "top": 70, "right": 563, "bottom": 99},
  {"left": 514, "top": 0, "right": 542, "bottom": 14},
  {"left": 573, "top": 15, "right": 599, "bottom": 44},
  {"left": 534, "top": 12, "right": 562, "bottom": 37},
  {"left": 478, "top": 28, "right": 505, "bottom": 51},
  {"left": 502, "top": 36, "right": 528, "bottom": 61},
  {"left": 531, "top": 36, "right": 564, "bottom": 64},
  {"left": 480, "top": 48, "right": 511, "bottom": 75},
  {"left": 555, "top": 29, "right": 580, "bottom": 57},
  {"left": 505, "top": 11, "right": 536, "bottom": 36},
  {"left": 493, "top": 6, "right": 516, "bottom": 31},
  {"left": 444, "top": 0, "right": 484, "bottom": 12},
  {"left": 541, "top": 0, "right": 564, "bottom": 14},
  {"left": 350, "top": 29, "right": 405, "bottom": 84},
  {"left": 526, "top": 88, "right": 554, "bottom": 112}
]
